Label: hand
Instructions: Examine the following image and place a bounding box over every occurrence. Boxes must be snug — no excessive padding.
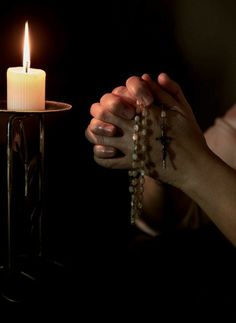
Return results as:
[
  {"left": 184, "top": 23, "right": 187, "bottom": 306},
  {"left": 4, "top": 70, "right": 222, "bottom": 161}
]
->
[
  {"left": 86, "top": 73, "right": 210, "bottom": 190},
  {"left": 85, "top": 77, "right": 152, "bottom": 169},
  {"left": 86, "top": 74, "right": 236, "bottom": 246}
]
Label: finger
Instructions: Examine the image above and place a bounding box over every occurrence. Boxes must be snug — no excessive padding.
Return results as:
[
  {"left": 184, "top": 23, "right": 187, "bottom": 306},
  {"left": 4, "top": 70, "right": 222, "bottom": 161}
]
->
[
  {"left": 112, "top": 85, "right": 144, "bottom": 114},
  {"left": 93, "top": 145, "right": 117, "bottom": 158},
  {"left": 94, "top": 155, "right": 130, "bottom": 169},
  {"left": 90, "top": 103, "right": 134, "bottom": 135},
  {"left": 90, "top": 102, "right": 129, "bottom": 128},
  {"left": 100, "top": 93, "right": 135, "bottom": 119},
  {"left": 89, "top": 118, "right": 117, "bottom": 137},
  {"left": 126, "top": 76, "right": 154, "bottom": 106},
  {"left": 141, "top": 73, "right": 178, "bottom": 108},
  {"left": 85, "top": 126, "right": 131, "bottom": 153},
  {"left": 85, "top": 126, "right": 110, "bottom": 146},
  {"left": 157, "top": 73, "right": 191, "bottom": 108},
  {"left": 112, "top": 86, "right": 136, "bottom": 105},
  {"left": 141, "top": 73, "right": 193, "bottom": 118}
]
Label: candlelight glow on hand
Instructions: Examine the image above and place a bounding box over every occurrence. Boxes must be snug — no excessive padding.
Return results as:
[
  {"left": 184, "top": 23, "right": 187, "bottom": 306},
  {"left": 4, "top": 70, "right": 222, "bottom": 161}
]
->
[{"left": 7, "top": 21, "right": 46, "bottom": 111}]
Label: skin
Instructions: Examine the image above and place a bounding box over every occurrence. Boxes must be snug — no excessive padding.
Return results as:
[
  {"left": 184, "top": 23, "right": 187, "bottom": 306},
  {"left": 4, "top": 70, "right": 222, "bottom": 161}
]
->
[{"left": 86, "top": 73, "right": 236, "bottom": 246}]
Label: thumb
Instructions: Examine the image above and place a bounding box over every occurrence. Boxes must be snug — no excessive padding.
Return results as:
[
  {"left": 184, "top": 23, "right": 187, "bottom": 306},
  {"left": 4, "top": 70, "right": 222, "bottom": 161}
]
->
[{"left": 157, "top": 73, "right": 191, "bottom": 109}]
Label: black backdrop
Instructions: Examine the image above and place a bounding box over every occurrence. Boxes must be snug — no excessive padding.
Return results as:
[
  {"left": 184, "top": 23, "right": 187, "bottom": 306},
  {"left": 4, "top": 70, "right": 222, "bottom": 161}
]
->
[
  {"left": 1, "top": 0, "right": 236, "bottom": 311},
  {"left": 0, "top": 0, "right": 184, "bottom": 268}
]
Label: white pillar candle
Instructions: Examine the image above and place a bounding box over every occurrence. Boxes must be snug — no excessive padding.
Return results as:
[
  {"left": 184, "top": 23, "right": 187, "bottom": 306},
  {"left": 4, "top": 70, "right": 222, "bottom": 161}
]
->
[{"left": 7, "top": 22, "right": 46, "bottom": 111}]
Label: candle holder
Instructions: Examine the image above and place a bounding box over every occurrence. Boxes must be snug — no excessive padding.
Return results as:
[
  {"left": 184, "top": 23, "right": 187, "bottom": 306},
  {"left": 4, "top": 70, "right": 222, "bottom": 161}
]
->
[{"left": 0, "top": 100, "right": 72, "bottom": 303}]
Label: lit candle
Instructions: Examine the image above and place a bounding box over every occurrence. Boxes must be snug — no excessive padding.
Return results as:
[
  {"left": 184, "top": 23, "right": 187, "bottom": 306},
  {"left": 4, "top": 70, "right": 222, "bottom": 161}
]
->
[{"left": 7, "top": 21, "right": 46, "bottom": 111}]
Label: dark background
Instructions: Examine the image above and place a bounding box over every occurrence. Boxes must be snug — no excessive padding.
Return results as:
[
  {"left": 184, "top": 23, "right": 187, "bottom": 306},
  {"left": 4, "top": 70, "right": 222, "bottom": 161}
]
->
[{"left": 0, "top": 0, "right": 236, "bottom": 311}]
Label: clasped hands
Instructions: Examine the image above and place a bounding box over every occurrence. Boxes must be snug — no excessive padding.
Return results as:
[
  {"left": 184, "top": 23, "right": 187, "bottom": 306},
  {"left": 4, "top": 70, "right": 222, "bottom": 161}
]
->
[{"left": 85, "top": 73, "right": 210, "bottom": 192}]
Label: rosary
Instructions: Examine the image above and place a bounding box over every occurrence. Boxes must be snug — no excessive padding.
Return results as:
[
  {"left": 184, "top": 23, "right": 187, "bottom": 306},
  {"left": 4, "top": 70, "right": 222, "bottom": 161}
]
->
[{"left": 129, "top": 102, "right": 170, "bottom": 224}]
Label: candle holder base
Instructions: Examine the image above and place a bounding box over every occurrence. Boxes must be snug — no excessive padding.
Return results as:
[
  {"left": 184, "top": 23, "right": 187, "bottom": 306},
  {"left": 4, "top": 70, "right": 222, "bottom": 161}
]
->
[
  {"left": 1, "top": 255, "right": 66, "bottom": 304},
  {"left": 1, "top": 268, "right": 37, "bottom": 303}
]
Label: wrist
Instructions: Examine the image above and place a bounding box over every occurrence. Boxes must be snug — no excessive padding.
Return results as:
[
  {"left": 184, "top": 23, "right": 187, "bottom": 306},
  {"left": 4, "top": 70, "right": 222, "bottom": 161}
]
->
[{"left": 180, "top": 148, "right": 226, "bottom": 201}]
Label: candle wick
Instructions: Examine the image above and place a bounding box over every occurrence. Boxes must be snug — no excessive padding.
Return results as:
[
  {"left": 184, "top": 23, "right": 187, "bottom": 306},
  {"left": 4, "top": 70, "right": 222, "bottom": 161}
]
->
[{"left": 25, "top": 61, "right": 29, "bottom": 73}]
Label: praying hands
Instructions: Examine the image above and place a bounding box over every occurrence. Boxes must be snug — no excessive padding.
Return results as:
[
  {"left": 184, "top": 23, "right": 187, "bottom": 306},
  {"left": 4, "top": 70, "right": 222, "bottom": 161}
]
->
[{"left": 86, "top": 73, "right": 236, "bottom": 247}]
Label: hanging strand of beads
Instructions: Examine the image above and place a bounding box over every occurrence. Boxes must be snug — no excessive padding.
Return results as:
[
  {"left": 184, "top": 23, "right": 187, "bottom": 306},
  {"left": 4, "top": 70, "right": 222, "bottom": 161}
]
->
[{"left": 129, "top": 100, "right": 148, "bottom": 224}]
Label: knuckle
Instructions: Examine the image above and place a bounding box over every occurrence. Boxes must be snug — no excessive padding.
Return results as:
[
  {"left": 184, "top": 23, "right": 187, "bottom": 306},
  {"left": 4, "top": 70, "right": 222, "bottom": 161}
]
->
[
  {"left": 100, "top": 92, "right": 112, "bottom": 103},
  {"left": 112, "top": 86, "right": 126, "bottom": 95},
  {"left": 84, "top": 127, "right": 94, "bottom": 143},
  {"left": 100, "top": 93, "right": 124, "bottom": 114},
  {"left": 126, "top": 76, "right": 139, "bottom": 87},
  {"left": 90, "top": 102, "right": 100, "bottom": 117},
  {"left": 90, "top": 119, "right": 102, "bottom": 134},
  {"left": 90, "top": 103, "right": 110, "bottom": 121}
]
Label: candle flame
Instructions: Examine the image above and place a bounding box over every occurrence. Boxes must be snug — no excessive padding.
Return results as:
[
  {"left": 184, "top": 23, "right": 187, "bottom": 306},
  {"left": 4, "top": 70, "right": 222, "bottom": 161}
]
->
[{"left": 23, "top": 21, "right": 30, "bottom": 72}]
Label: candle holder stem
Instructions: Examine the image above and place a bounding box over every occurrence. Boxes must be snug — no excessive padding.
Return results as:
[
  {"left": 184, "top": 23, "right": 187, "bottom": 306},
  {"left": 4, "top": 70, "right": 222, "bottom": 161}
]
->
[
  {"left": 0, "top": 100, "right": 72, "bottom": 303},
  {"left": 39, "top": 114, "right": 45, "bottom": 257}
]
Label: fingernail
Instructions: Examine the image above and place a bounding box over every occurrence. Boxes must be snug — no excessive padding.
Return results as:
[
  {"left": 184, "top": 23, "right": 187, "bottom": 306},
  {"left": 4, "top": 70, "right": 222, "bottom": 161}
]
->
[
  {"left": 96, "top": 145, "right": 115, "bottom": 154},
  {"left": 94, "top": 124, "right": 115, "bottom": 136},
  {"left": 101, "top": 125, "right": 115, "bottom": 135},
  {"left": 141, "top": 73, "right": 152, "bottom": 81}
]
